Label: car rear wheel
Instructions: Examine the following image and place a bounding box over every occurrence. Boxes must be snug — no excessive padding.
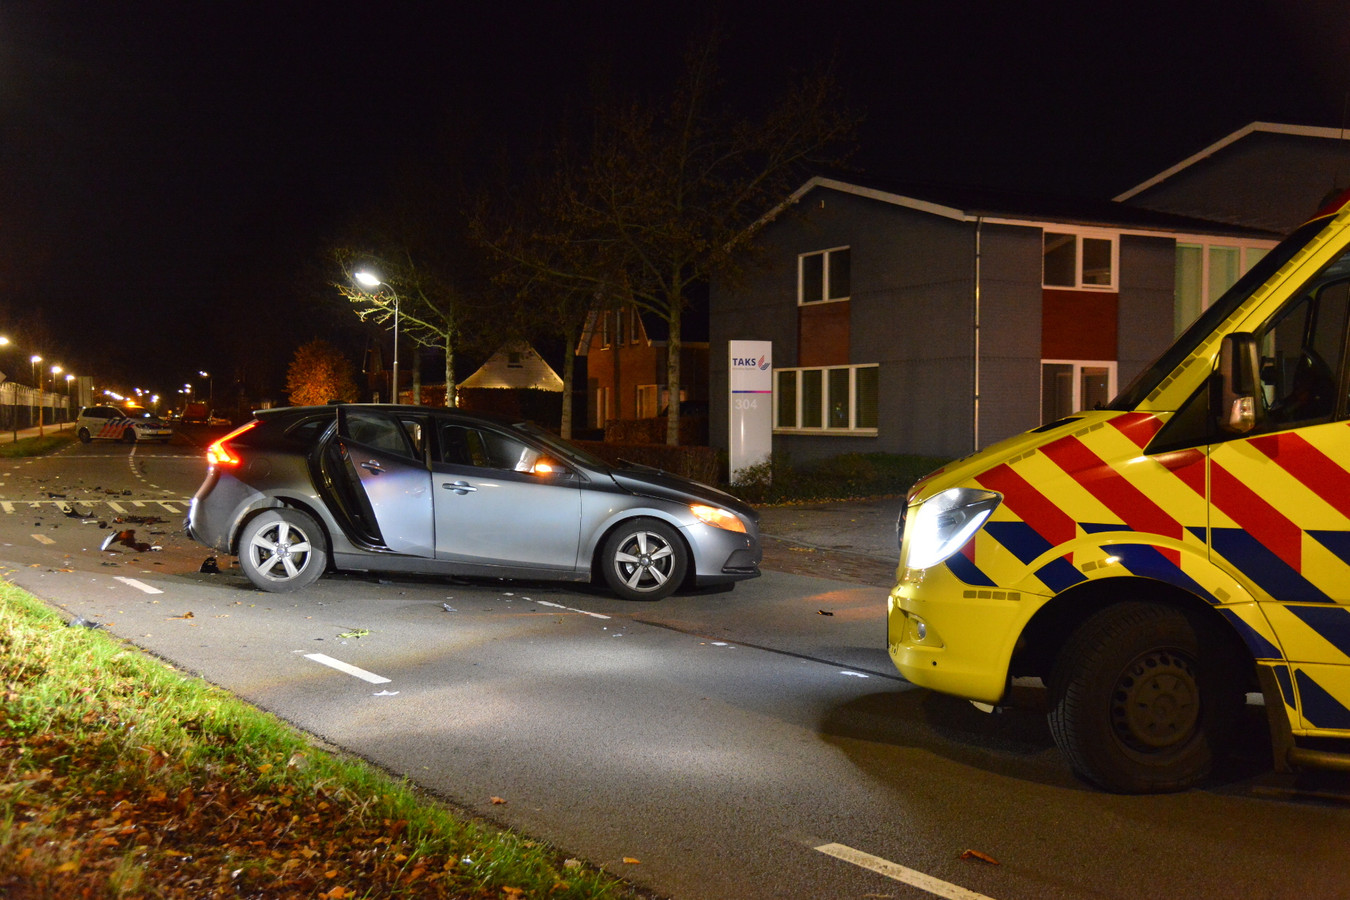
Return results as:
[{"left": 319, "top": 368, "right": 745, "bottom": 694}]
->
[
  {"left": 77, "top": 428, "right": 92, "bottom": 443},
  {"left": 600, "top": 518, "right": 687, "bottom": 601},
  {"left": 238, "top": 508, "right": 328, "bottom": 592},
  {"left": 1047, "top": 601, "right": 1245, "bottom": 793}
]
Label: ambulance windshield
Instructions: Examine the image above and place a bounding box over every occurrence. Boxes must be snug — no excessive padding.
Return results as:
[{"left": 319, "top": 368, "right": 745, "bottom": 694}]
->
[{"left": 1110, "top": 215, "right": 1336, "bottom": 410}]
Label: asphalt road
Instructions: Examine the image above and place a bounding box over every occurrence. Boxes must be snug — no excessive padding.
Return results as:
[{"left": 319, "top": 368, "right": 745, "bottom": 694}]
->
[{"left": 5, "top": 435, "right": 1350, "bottom": 900}]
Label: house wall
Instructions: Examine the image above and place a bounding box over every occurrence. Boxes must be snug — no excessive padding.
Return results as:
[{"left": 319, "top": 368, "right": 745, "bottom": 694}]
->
[
  {"left": 710, "top": 188, "right": 1190, "bottom": 467},
  {"left": 1116, "top": 233, "right": 1178, "bottom": 387},
  {"left": 711, "top": 188, "right": 984, "bottom": 463},
  {"left": 976, "top": 223, "right": 1043, "bottom": 446}
]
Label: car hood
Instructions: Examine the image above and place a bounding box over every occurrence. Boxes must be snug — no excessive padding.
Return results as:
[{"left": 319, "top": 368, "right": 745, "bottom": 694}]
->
[{"left": 608, "top": 467, "right": 758, "bottom": 522}]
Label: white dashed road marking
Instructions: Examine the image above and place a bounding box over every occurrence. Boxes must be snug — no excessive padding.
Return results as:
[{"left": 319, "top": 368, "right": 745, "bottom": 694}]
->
[
  {"left": 815, "top": 843, "right": 998, "bottom": 900},
  {"left": 114, "top": 577, "right": 162, "bottom": 594},
  {"left": 30, "top": 534, "right": 55, "bottom": 545},
  {"left": 304, "top": 653, "right": 391, "bottom": 684},
  {"left": 534, "top": 599, "right": 611, "bottom": 619}
]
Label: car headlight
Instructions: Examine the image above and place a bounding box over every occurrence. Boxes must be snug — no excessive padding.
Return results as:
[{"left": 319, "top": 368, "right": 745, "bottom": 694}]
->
[
  {"left": 690, "top": 504, "right": 746, "bottom": 533},
  {"left": 904, "top": 487, "right": 1001, "bottom": 569}
]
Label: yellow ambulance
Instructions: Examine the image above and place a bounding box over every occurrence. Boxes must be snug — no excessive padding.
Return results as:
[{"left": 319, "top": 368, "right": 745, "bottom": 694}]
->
[{"left": 888, "top": 191, "right": 1350, "bottom": 792}]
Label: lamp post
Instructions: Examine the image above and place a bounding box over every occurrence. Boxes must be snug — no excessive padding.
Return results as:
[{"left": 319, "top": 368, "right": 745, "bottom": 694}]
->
[
  {"left": 29, "top": 355, "right": 41, "bottom": 433},
  {"left": 47, "top": 366, "right": 61, "bottom": 434},
  {"left": 198, "top": 370, "right": 212, "bottom": 408},
  {"left": 354, "top": 270, "right": 399, "bottom": 403}
]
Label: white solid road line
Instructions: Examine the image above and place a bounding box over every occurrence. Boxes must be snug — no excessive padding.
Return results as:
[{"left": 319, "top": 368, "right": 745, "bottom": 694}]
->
[
  {"left": 304, "top": 653, "right": 392, "bottom": 684},
  {"left": 815, "top": 843, "right": 997, "bottom": 900}
]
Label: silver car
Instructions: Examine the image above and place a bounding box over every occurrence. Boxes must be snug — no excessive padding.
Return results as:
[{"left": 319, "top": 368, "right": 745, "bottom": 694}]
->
[{"left": 185, "top": 404, "right": 761, "bottom": 599}]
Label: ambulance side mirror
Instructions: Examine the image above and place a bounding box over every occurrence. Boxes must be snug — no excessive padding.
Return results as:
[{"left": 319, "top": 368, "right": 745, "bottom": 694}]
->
[{"left": 1218, "top": 332, "right": 1261, "bottom": 434}]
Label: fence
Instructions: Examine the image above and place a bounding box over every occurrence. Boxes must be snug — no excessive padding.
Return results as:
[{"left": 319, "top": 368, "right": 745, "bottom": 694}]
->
[{"left": 0, "top": 381, "right": 73, "bottom": 431}]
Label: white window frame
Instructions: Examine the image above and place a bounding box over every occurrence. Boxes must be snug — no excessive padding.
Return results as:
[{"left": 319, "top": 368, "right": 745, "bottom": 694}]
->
[
  {"left": 1042, "top": 228, "right": 1119, "bottom": 291},
  {"left": 773, "top": 363, "right": 878, "bottom": 435},
  {"left": 798, "top": 246, "right": 851, "bottom": 305},
  {"left": 1173, "top": 239, "right": 1272, "bottom": 336},
  {"left": 1040, "top": 359, "right": 1118, "bottom": 420}
]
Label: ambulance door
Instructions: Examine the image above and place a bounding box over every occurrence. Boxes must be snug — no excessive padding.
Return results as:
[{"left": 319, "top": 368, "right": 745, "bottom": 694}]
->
[{"left": 1208, "top": 250, "right": 1350, "bottom": 731}]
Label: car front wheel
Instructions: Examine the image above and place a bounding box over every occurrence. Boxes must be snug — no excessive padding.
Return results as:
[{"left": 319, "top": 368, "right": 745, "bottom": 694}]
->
[
  {"left": 121, "top": 428, "right": 137, "bottom": 443},
  {"left": 77, "top": 428, "right": 92, "bottom": 443},
  {"left": 1047, "top": 601, "right": 1245, "bottom": 793},
  {"left": 600, "top": 518, "right": 688, "bottom": 601},
  {"left": 238, "top": 508, "right": 328, "bottom": 592}
]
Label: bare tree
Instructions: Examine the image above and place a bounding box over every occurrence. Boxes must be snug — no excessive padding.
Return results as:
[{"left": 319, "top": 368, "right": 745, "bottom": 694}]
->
[{"left": 559, "top": 34, "right": 857, "bottom": 444}]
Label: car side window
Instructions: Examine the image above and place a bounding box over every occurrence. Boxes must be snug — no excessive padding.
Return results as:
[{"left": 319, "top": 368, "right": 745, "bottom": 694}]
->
[
  {"left": 1252, "top": 274, "right": 1350, "bottom": 432},
  {"left": 436, "top": 423, "right": 542, "bottom": 472},
  {"left": 344, "top": 410, "right": 415, "bottom": 458}
]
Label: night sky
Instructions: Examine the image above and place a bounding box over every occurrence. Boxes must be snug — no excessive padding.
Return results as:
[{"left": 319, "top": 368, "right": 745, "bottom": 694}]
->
[{"left": 2, "top": 1, "right": 1346, "bottom": 402}]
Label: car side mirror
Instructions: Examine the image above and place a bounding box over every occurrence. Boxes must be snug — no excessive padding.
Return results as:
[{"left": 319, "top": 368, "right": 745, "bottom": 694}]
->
[{"left": 1218, "top": 332, "right": 1261, "bottom": 434}]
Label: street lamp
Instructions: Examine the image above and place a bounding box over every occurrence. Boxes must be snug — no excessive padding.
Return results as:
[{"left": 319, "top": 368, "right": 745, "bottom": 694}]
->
[
  {"left": 29, "top": 355, "right": 41, "bottom": 432},
  {"left": 48, "top": 366, "right": 61, "bottom": 432},
  {"left": 354, "top": 269, "right": 399, "bottom": 403},
  {"left": 198, "top": 370, "right": 213, "bottom": 407}
]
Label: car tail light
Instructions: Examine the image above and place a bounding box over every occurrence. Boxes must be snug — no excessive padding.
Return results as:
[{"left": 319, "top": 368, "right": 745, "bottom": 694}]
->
[{"left": 206, "top": 421, "right": 257, "bottom": 467}]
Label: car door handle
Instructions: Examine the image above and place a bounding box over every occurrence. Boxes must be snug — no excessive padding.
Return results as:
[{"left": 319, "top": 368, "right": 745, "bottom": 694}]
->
[
  {"left": 442, "top": 481, "right": 477, "bottom": 494},
  {"left": 360, "top": 461, "right": 384, "bottom": 474}
]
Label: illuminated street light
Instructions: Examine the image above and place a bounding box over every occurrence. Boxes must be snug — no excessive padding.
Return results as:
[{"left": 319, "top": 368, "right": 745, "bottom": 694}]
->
[
  {"left": 354, "top": 269, "right": 400, "bottom": 403},
  {"left": 29, "top": 355, "right": 41, "bottom": 433},
  {"left": 198, "top": 370, "right": 213, "bottom": 406}
]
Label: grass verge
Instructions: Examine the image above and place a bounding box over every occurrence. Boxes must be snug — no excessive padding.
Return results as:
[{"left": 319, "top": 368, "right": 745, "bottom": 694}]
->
[
  {"left": 0, "top": 582, "right": 639, "bottom": 899},
  {"left": 0, "top": 433, "right": 77, "bottom": 458}
]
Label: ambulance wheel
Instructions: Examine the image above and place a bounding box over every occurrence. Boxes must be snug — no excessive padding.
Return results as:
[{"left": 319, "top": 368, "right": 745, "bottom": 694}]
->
[{"left": 1047, "top": 601, "right": 1244, "bottom": 793}]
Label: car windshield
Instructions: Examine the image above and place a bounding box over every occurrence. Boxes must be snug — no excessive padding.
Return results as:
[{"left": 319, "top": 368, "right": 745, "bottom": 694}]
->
[
  {"left": 1110, "top": 215, "right": 1335, "bottom": 410},
  {"left": 510, "top": 421, "right": 611, "bottom": 470}
]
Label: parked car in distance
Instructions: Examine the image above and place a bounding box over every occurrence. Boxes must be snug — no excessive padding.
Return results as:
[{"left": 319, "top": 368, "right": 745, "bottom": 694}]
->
[
  {"left": 185, "top": 404, "right": 762, "bottom": 600},
  {"left": 76, "top": 406, "right": 173, "bottom": 443}
]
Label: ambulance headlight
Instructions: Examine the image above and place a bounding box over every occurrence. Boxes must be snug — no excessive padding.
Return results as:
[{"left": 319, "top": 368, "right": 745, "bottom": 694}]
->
[{"left": 905, "top": 487, "right": 1001, "bottom": 569}]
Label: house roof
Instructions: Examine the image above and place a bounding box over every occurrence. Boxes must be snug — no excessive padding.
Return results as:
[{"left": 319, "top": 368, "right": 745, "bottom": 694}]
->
[
  {"left": 1111, "top": 121, "right": 1350, "bottom": 234},
  {"left": 457, "top": 341, "right": 564, "bottom": 392},
  {"left": 787, "top": 173, "right": 1282, "bottom": 241}
]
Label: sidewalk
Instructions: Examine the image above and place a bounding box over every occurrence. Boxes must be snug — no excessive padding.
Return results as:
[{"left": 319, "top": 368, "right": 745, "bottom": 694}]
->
[{"left": 754, "top": 496, "right": 905, "bottom": 588}]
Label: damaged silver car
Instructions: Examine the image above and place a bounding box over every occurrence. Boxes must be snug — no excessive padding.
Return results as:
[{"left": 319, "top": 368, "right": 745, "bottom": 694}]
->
[{"left": 185, "top": 404, "right": 761, "bottom": 600}]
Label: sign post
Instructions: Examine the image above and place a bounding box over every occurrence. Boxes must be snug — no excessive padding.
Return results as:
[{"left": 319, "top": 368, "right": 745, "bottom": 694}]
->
[{"left": 728, "top": 340, "right": 773, "bottom": 483}]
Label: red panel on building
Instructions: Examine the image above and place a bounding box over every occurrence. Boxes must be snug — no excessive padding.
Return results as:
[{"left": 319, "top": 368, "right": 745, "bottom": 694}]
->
[
  {"left": 1041, "top": 289, "right": 1118, "bottom": 360},
  {"left": 798, "top": 301, "right": 851, "bottom": 367}
]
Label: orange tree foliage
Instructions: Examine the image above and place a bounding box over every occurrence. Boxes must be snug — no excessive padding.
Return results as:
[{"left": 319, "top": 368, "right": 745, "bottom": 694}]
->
[{"left": 287, "top": 339, "right": 360, "bottom": 406}]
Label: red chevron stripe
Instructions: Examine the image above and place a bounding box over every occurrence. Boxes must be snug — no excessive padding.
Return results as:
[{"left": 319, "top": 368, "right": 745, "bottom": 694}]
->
[
  {"left": 978, "top": 463, "right": 1076, "bottom": 548},
  {"left": 1110, "top": 412, "right": 1164, "bottom": 449},
  {"left": 1211, "top": 462, "right": 1302, "bottom": 569},
  {"left": 1249, "top": 432, "right": 1350, "bottom": 520},
  {"left": 1040, "top": 435, "right": 1188, "bottom": 566}
]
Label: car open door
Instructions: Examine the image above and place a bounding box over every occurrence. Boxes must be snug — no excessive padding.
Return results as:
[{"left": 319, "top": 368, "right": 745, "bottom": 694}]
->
[{"left": 331, "top": 407, "right": 435, "bottom": 557}]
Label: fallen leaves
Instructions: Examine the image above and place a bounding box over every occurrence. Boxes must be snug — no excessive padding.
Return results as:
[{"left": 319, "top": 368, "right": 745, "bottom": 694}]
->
[{"left": 960, "top": 848, "right": 1000, "bottom": 865}]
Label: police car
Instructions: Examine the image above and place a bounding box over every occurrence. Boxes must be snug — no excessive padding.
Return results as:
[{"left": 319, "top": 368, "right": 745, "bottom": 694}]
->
[{"left": 75, "top": 405, "right": 174, "bottom": 443}]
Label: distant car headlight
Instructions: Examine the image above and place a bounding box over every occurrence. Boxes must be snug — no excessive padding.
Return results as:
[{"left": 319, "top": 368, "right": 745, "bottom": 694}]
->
[
  {"left": 905, "top": 487, "right": 1001, "bottom": 569},
  {"left": 690, "top": 504, "right": 747, "bottom": 533}
]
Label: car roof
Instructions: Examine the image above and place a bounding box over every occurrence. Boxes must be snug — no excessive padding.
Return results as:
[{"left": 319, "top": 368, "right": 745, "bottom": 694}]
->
[{"left": 254, "top": 403, "right": 530, "bottom": 430}]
